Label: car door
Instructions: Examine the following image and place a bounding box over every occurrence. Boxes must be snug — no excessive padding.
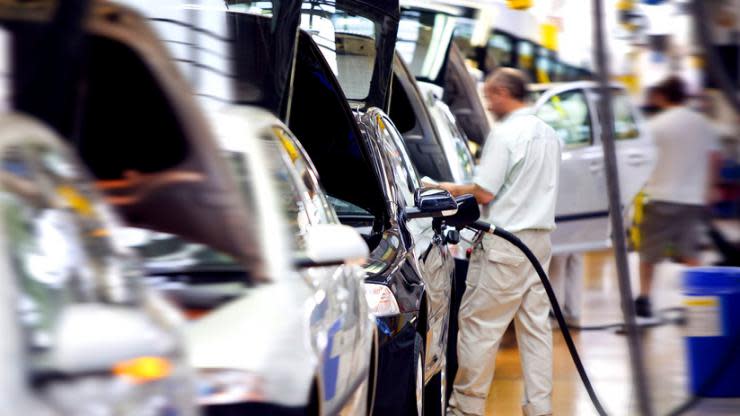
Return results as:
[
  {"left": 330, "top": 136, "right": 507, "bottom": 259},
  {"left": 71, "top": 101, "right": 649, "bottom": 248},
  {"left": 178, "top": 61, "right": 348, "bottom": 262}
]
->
[
  {"left": 266, "top": 124, "right": 372, "bottom": 412},
  {"left": 587, "top": 87, "right": 657, "bottom": 208},
  {"left": 535, "top": 87, "right": 611, "bottom": 254},
  {"left": 374, "top": 110, "right": 453, "bottom": 379}
]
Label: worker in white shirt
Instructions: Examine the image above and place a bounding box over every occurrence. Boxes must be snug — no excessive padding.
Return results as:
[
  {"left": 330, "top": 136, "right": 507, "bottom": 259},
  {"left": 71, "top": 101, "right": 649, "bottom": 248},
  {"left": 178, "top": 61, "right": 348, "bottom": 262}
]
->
[
  {"left": 434, "top": 68, "right": 561, "bottom": 416},
  {"left": 636, "top": 76, "right": 720, "bottom": 317}
]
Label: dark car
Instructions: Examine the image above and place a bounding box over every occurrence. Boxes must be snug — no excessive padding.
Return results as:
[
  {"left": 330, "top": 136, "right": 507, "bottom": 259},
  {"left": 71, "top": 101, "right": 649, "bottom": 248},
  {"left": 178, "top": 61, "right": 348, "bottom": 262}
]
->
[
  {"left": 0, "top": 112, "right": 197, "bottom": 416},
  {"left": 284, "top": 1, "right": 471, "bottom": 414}
]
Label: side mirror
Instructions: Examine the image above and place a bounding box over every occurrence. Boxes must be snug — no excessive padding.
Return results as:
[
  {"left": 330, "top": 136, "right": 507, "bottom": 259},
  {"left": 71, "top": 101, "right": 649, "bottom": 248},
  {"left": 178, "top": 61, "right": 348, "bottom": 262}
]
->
[
  {"left": 406, "top": 187, "right": 458, "bottom": 219},
  {"left": 443, "top": 194, "right": 480, "bottom": 229},
  {"left": 295, "top": 224, "right": 369, "bottom": 268}
]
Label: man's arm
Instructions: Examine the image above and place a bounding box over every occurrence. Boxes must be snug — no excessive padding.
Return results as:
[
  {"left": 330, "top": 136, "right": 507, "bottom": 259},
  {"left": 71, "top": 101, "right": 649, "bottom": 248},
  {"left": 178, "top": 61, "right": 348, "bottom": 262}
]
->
[{"left": 431, "top": 181, "right": 495, "bottom": 205}]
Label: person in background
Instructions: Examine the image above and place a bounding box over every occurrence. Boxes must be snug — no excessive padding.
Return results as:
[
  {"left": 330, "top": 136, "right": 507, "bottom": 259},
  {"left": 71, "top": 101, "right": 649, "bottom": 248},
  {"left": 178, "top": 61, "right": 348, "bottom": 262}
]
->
[
  {"left": 640, "top": 85, "right": 665, "bottom": 118},
  {"left": 432, "top": 67, "right": 561, "bottom": 416},
  {"left": 636, "top": 76, "right": 720, "bottom": 317}
]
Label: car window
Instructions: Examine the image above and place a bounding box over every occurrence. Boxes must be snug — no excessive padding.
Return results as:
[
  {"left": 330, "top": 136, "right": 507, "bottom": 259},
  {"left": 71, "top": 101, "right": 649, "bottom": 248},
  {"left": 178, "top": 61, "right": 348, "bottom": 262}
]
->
[
  {"left": 300, "top": 1, "right": 378, "bottom": 101},
  {"left": 271, "top": 126, "right": 338, "bottom": 223},
  {"left": 432, "top": 103, "right": 475, "bottom": 182},
  {"left": 132, "top": 129, "right": 325, "bottom": 267},
  {"left": 327, "top": 195, "right": 373, "bottom": 217},
  {"left": 396, "top": 8, "right": 456, "bottom": 81},
  {"left": 536, "top": 89, "right": 593, "bottom": 148},
  {"left": 591, "top": 88, "right": 642, "bottom": 141},
  {"left": 612, "top": 90, "right": 640, "bottom": 140},
  {"left": 261, "top": 130, "right": 333, "bottom": 251},
  {"left": 452, "top": 134, "right": 475, "bottom": 182},
  {"left": 517, "top": 40, "right": 536, "bottom": 79},
  {"left": 127, "top": 151, "right": 249, "bottom": 274},
  {"left": 376, "top": 114, "right": 420, "bottom": 209},
  {"left": 488, "top": 32, "right": 514, "bottom": 68}
]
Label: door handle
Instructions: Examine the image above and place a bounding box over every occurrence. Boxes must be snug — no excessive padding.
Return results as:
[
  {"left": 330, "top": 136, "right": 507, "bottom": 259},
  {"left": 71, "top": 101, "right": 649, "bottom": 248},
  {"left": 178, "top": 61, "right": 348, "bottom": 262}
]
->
[
  {"left": 626, "top": 153, "right": 649, "bottom": 165},
  {"left": 589, "top": 161, "right": 603, "bottom": 173}
]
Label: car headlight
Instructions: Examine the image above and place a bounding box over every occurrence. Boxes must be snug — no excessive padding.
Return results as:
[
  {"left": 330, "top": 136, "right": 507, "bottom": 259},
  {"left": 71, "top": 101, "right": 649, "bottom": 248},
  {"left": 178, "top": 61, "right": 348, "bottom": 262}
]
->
[
  {"left": 196, "top": 369, "right": 266, "bottom": 406},
  {"left": 363, "top": 283, "right": 400, "bottom": 317},
  {"left": 41, "top": 361, "right": 196, "bottom": 416}
]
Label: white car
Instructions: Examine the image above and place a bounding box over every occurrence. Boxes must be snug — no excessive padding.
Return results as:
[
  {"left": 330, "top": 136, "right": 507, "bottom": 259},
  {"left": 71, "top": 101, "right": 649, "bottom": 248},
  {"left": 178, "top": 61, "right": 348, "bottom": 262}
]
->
[
  {"left": 0, "top": 113, "right": 196, "bottom": 416},
  {"left": 530, "top": 81, "right": 657, "bottom": 254}
]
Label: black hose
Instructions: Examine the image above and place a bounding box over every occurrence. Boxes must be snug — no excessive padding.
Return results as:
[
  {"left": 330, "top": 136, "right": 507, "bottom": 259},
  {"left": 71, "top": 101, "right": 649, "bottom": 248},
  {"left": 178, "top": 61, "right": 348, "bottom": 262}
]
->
[
  {"left": 569, "top": 307, "right": 686, "bottom": 332},
  {"left": 468, "top": 221, "right": 740, "bottom": 416},
  {"left": 467, "top": 220, "right": 740, "bottom": 416},
  {"left": 469, "top": 220, "right": 609, "bottom": 416}
]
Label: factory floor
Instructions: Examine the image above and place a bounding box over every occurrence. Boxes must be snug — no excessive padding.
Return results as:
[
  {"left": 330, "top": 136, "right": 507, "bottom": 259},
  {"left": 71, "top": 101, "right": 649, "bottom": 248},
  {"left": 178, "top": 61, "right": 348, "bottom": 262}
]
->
[{"left": 483, "top": 247, "right": 740, "bottom": 415}]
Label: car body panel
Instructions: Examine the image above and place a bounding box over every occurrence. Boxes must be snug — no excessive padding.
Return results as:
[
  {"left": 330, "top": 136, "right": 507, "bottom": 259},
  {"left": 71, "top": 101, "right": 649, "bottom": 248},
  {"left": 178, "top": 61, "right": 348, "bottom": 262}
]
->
[
  {"left": 0, "top": 112, "right": 195, "bottom": 416},
  {"left": 358, "top": 108, "right": 454, "bottom": 380},
  {"left": 441, "top": 42, "right": 492, "bottom": 145},
  {"left": 532, "top": 81, "right": 657, "bottom": 254},
  {"left": 119, "top": 0, "right": 301, "bottom": 119},
  {"left": 288, "top": 23, "right": 455, "bottom": 413},
  {"left": 8, "top": 2, "right": 376, "bottom": 414},
  {"left": 142, "top": 19, "right": 376, "bottom": 414},
  {"left": 246, "top": 110, "right": 375, "bottom": 414}
]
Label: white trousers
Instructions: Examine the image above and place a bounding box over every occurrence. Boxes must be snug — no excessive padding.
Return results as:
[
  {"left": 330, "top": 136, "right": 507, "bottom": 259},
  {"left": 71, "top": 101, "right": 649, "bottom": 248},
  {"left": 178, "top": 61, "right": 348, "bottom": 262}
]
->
[
  {"left": 548, "top": 253, "right": 584, "bottom": 322},
  {"left": 448, "top": 230, "right": 553, "bottom": 416}
]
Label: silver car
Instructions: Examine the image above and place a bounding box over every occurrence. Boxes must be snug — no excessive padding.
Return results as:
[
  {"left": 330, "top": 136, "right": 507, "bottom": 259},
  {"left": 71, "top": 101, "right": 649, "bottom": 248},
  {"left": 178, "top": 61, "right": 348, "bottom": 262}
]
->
[
  {"left": 530, "top": 81, "right": 657, "bottom": 254},
  {"left": 129, "top": 106, "right": 376, "bottom": 415},
  {"left": 0, "top": 113, "right": 196, "bottom": 416},
  {"left": 57, "top": 1, "right": 378, "bottom": 414}
]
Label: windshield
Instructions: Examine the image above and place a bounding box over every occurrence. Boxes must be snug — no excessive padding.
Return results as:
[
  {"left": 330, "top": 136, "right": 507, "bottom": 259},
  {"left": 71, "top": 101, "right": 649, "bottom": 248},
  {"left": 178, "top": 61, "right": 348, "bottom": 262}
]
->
[
  {"left": 129, "top": 126, "right": 330, "bottom": 273},
  {"left": 301, "top": 1, "right": 378, "bottom": 101},
  {"left": 397, "top": 8, "right": 456, "bottom": 82}
]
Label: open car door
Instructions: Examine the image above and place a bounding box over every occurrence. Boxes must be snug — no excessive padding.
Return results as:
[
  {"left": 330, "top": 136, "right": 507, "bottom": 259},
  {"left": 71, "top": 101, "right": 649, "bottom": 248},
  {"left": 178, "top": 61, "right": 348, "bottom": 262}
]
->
[
  {"left": 397, "top": 5, "right": 490, "bottom": 145},
  {"left": 299, "top": 0, "right": 400, "bottom": 112},
  {"left": 2, "top": 0, "right": 288, "bottom": 282}
]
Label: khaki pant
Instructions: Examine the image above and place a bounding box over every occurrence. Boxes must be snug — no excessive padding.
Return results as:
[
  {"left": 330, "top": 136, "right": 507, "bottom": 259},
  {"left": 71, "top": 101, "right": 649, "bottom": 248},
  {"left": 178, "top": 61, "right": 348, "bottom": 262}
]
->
[{"left": 448, "top": 230, "right": 553, "bottom": 416}]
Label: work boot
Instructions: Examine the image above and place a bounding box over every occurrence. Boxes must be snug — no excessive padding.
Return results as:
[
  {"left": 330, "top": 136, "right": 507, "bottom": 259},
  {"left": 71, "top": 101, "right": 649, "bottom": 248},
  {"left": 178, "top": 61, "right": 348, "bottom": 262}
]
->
[{"left": 634, "top": 295, "right": 652, "bottom": 318}]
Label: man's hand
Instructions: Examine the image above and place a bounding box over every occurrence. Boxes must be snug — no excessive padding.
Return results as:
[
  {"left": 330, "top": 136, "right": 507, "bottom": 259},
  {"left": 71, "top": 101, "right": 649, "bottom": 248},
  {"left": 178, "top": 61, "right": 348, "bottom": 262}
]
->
[{"left": 435, "top": 182, "right": 495, "bottom": 205}]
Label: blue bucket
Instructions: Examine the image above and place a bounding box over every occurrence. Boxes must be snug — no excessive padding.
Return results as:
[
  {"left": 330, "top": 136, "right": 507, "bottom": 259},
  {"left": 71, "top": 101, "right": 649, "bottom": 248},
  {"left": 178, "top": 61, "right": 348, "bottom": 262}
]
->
[{"left": 683, "top": 267, "right": 740, "bottom": 397}]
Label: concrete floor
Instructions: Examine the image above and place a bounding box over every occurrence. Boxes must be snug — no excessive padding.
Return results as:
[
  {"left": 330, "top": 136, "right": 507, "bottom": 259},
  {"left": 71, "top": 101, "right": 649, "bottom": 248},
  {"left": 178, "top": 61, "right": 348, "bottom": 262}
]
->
[{"left": 482, "top": 250, "right": 740, "bottom": 415}]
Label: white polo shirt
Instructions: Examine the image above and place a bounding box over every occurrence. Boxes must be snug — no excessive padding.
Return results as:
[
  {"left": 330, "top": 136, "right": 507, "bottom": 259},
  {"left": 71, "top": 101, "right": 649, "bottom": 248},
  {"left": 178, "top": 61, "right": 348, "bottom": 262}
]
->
[
  {"left": 644, "top": 106, "right": 719, "bottom": 206},
  {"left": 474, "top": 107, "right": 561, "bottom": 232}
]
